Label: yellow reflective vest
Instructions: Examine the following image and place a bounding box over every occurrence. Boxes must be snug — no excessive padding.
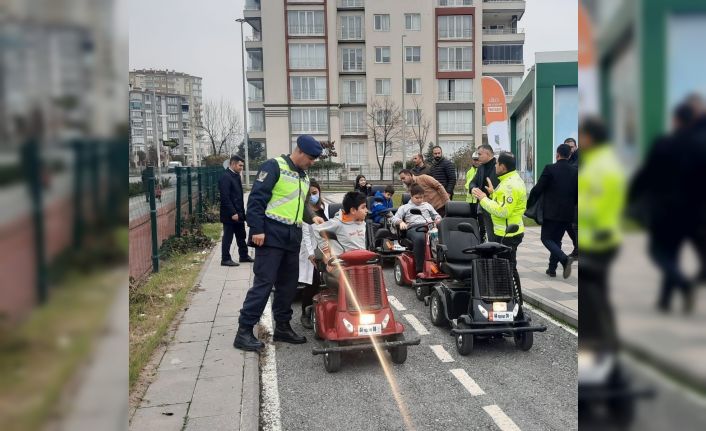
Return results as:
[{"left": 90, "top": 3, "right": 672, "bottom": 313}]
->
[
  {"left": 264, "top": 156, "right": 309, "bottom": 225},
  {"left": 465, "top": 166, "right": 478, "bottom": 203},
  {"left": 479, "top": 170, "right": 527, "bottom": 237}
]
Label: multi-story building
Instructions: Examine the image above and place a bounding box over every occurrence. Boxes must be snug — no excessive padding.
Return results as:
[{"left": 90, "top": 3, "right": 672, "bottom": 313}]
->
[
  {"left": 129, "top": 69, "right": 204, "bottom": 165},
  {"left": 241, "top": 0, "right": 525, "bottom": 178}
]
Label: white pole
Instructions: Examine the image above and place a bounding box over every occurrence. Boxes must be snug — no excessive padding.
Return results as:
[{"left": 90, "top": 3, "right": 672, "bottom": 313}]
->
[
  {"left": 237, "top": 18, "right": 251, "bottom": 187},
  {"left": 401, "top": 34, "right": 406, "bottom": 167}
]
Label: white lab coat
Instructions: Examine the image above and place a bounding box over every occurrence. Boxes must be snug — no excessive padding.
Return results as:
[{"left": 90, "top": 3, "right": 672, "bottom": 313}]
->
[{"left": 298, "top": 202, "right": 329, "bottom": 285}]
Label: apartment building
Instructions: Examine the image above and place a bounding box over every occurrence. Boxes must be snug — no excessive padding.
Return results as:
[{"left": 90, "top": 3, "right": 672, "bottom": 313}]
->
[
  {"left": 242, "top": 0, "right": 525, "bottom": 178},
  {"left": 129, "top": 70, "right": 205, "bottom": 165}
]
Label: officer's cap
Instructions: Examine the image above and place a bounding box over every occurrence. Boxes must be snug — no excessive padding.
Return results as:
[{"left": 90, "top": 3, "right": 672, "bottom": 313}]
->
[
  {"left": 472, "top": 151, "right": 479, "bottom": 160},
  {"left": 296, "top": 135, "right": 322, "bottom": 158}
]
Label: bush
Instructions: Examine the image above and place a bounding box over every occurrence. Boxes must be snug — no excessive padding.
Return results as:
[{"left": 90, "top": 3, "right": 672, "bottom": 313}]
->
[
  {"left": 129, "top": 181, "right": 145, "bottom": 197},
  {"left": 160, "top": 177, "right": 172, "bottom": 189},
  {"left": 159, "top": 219, "right": 214, "bottom": 259}
]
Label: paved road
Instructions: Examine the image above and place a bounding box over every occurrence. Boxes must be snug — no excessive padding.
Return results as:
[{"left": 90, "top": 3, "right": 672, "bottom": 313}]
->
[{"left": 270, "top": 263, "right": 578, "bottom": 431}]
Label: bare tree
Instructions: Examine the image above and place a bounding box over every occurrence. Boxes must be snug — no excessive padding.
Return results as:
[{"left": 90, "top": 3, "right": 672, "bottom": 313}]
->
[
  {"left": 366, "top": 98, "right": 402, "bottom": 180},
  {"left": 408, "top": 97, "right": 432, "bottom": 156},
  {"left": 199, "top": 98, "right": 243, "bottom": 155}
]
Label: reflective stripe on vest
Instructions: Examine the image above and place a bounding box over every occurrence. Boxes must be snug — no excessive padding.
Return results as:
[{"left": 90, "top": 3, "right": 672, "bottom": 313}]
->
[{"left": 265, "top": 156, "right": 309, "bottom": 225}]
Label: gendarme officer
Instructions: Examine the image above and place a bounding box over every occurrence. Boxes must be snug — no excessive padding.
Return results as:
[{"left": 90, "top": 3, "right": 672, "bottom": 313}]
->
[{"left": 233, "top": 135, "right": 322, "bottom": 351}]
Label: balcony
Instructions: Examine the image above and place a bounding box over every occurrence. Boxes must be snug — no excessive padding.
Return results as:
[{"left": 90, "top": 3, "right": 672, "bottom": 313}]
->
[
  {"left": 438, "top": 91, "right": 473, "bottom": 102},
  {"left": 338, "top": 0, "right": 364, "bottom": 10},
  {"left": 438, "top": 0, "right": 473, "bottom": 6},
  {"left": 438, "top": 60, "right": 473, "bottom": 72},
  {"left": 291, "top": 123, "right": 328, "bottom": 134},
  {"left": 481, "top": 27, "right": 525, "bottom": 42},
  {"left": 244, "top": 0, "right": 260, "bottom": 11},
  {"left": 248, "top": 92, "right": 264, "bottom": 102},
  {"left": 438, "top": 29, "right": 473, "bottom": 40},
  {"left": 482, "top": 0, "right": 526, "bottom": 17},
  {"left": 342, "top": 124, "right": 366, "bottom": 135},
  {"left": 288, "top": 25, "right": 325, "bottom": 37},
  {"left": 340, "top": 91, "right": 366, "bottom": 104},
  {"left": 291, "top": 89, "right": 327, "bottom": 101},
  {"left": 438, "top": 124, "right": 473, "bottom": 134},
  {"left": 340, "top": 61, "right": 366, "bottom": 74}
]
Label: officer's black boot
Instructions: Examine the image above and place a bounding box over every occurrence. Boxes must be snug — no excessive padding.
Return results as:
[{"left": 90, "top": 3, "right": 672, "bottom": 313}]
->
[
  {"left": 233, "top": 326, "right": 264, "bottom": 351},
  {"left": 273, "top": 321, "right": 307, "bottom": 344}
]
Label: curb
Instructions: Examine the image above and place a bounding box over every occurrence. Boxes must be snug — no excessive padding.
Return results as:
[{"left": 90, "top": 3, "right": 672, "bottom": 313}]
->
[
  {"left": 523, "top": 290, "right": 578, "bottom": 328},
  {"left": 240, "top": 351, "right": 260, "bottom": 431}
]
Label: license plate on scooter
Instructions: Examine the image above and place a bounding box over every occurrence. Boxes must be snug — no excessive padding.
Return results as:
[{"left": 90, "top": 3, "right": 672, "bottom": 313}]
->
[
  {"left": 492, "top": 312, "right": 513, "bottom": 322},
  {"left": 358, "top": 324, "right": 382, "bottom": 336}
]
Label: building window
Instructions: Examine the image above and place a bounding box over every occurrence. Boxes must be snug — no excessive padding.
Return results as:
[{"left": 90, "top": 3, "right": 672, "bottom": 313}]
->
[
  {"left": 438, "top": 140, "right": 471, "bottom": 156},
  {"left": 373, "top": 14, "right": 390, "bottom": 31},
  {"left": 438, "top": 79, "right": 472, "bottom": 101},
  {"left": 438, "top": 47, "right": 472, "bottom": 71},
  {"left": 374, "top": 109, "right": 393, "bottom": 126},
  {"left": 250, "top": 111, "right": 265, "bottom": 132},
  {"left": 438, "top": 15, "right": 472, "bottom": 39},
  {"left": 291, "top": 108, "right": 328, "bottom": 133},
  {"left": 375, "top": 46, "right": 391, "bottom": 63},
  {"left": 405, "top": 78, "right": 421, "bottom": 94},
  {"left": 247, "top": 50, "right": 263, "bottom": 70},
  {"left": 342, "top": 111, "right": 366, "bottom": 134},
  {"left": 486, "top": 75, "right": 522, "bottom": 95},
  {"left": 129, "top": 100, "right": 142, "bottom": 110},
  {"left": 289, "top": 43, "right": 326, "bottom": 69},
  {"left": 341, "top": 47, "right": 364, "bottom": 71},
  {"left": 167, "top": 106, "right": 179, "bottom": 113},
  {"left": 248, "top": 80, "right": 264, "bottom": 101},
  {"left": 346, "top": 141, "right": 366, "bottom": 165},
  {"left": 168, "top": 114, "right": 179, "bottom": 121},
  {"left": 438, "top": 110, "right": 472, "bottom": 134},
  {"left": 290, "top": 76, "right": 327, "bottom": 100},
  {"left": 405, "top": 109, "right": 422, "bottom": 126},
  {"left": 341, "top": 79, "right": 365, "bottom": 103},
  {"left": 405, "top": 47, "right": 421, "bottom": 63},
  {"left": 168, "top": 121, "right": 179, "bottom": 129},
  {"left": 375, "top": 141, "right": 393, "bottom": 157},
  {"left": 438, "top": 0, "right": 472, "bottom": 6},
  {"left": 405, "top": 13, "right": 421, "bottom": 31},
  {"left": 287, "top": 10, "right": 324, "bottom": 36},
  {"left": 375, "top": 79, "right": 391, "bottom": 96},
  {"left": 167, "top": 97, "right": 179, "bottom": 104},
  {"left": 340, "top": 15, "right": 363, "bottom": 40},
  {"left": 482, "top": 44, "right": 523, "bottom": 64},
  {"left": 169, "top": 131, "right": 179, "bottom": 139}
]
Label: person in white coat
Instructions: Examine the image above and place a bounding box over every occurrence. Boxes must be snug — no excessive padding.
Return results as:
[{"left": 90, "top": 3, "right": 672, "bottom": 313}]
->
[{"left": 298, "top": 181, "right": 329, "bottom": 328}]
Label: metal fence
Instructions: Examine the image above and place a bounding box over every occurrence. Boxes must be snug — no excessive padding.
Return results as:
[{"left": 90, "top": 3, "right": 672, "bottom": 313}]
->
[{"left": 128, "top": 166, "right": 223, "bottom": 280}]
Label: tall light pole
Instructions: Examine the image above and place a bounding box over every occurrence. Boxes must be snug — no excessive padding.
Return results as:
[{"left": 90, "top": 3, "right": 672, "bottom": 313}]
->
[
  {"left": 401, "top": 34, "right": 407, "bottom": 167},
  {"left": 236, "top": 18, "right": 250, "bottom": 187}
]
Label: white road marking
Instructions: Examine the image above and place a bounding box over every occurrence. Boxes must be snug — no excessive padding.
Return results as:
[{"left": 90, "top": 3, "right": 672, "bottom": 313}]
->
[
  {"left": 387, "top": 295, "right": 407, "bottom": 311},
  {"left": 482, "top": 404, "right": 521, "bottom": 431},
  {"left": 450, "top": 369, "right": 485, "bottom": 396},
  {"left": 429, "top": 345, "right": 454, "bottom": 363},
  {"left": 523, "top": 303, "right": 577, "bottom": 337},
  {"left": 403, "top": 314, "right": 429, "bottom": 335},
  {"left": 259, "top": 297, "right": 282, "bottom": 431}
]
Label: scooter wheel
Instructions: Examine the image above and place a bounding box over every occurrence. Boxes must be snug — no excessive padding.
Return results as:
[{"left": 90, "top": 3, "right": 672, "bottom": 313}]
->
[
  {"left": 323, "top": 342, "right": 341, "bottom": 373},
  {"left": 514, "top": 330, "right": 533, "bottom": 351},
  {"left": 429, "top": 290, "right": 448, "bottom": 327},
  {"left": 389, "top": 334, "right": 408, "bottom": 364},
  {"left": 415, "top": 284, "right": 426, "bottom": 301},
  {"left": 455, "top": 324, "right": 474, "bottom": 356},
  {"left": 394, "top": 260, "right": 406, "bottom": 286},
  {"left": 311, "top": 308, "right": 322, "bottom": 340}
]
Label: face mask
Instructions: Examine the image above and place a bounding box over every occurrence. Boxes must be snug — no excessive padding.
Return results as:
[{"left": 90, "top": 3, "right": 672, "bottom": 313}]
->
[{"left": 309, "top": 194, "right": 320, "bottom": 205}]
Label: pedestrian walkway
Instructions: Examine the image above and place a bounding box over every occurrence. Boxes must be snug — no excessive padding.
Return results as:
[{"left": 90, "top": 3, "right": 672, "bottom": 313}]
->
[
  {"left": 612, "top": 233, "right": 706, "bottom": 392},
  {"left": 130, "top": 244, "right": 259, "bottom": 431}
]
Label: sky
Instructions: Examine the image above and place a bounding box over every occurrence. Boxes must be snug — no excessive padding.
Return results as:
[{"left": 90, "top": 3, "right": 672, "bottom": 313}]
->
[{"left": 129, "top": 0, "right": 578, "bottom": 112}]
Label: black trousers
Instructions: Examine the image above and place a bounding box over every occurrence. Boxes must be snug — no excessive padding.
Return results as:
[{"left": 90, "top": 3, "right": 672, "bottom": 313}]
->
[
  {"left": 238, "top": 246, "right": 299, "bottom": 328},
  {"left": 501, "top": 233, "right": 523, "bottom": 296},
  {"left": 480, "top": 210, "right": 498, "bottom": 243},
  {"left": 300, "top": 268, "right": 321, "bottom": 313},
  {"left": 541, "top": 220, "right": 571, "bottom": 271},
  {"left": 649, "top": 228, "right": 691, "bottom": 310},
  {"left": 406, "top": 228, "right": 427, "bottom": 273},
  {"left": 579, "top": 248, "right": 619, "bottom": 350},
  {"left": 222, "top": 222, "right": 249, "bottom": 261}
]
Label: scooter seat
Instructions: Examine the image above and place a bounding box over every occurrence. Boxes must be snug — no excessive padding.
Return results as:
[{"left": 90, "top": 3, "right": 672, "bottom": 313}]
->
[
  {"left": 441, "top": 261, "right": 473, "bottom": 280},
  {"left": 339, "top": 249, "right": 379, "bottom": 265}
]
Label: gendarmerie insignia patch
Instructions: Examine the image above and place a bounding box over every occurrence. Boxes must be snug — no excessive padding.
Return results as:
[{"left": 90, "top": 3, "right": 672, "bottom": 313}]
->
[{"left": 257, "top": 171, "right": 268, "bottom": 182}]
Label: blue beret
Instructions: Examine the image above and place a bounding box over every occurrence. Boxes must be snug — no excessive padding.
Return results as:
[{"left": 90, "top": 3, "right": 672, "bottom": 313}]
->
[{"left": 296, "top": 135, "right": 322, "bottom": 157}]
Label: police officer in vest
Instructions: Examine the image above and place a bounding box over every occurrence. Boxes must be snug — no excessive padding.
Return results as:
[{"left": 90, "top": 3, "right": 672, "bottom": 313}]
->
[
  {"left": 471, "top": 151, "right": 527, "bottom": 292},
  {"left": 233, "top": 135, "right": 322, "bottom": 351}
]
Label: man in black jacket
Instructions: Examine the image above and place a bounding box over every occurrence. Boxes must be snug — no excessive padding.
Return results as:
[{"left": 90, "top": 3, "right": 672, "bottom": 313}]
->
[
  {"left": 469, "top": 144, "right": 500, "bottom": 242},
  {"left": 564, "top": 137, "right": 579, "bottom": 257},
  {"left": 410, "top": 153, "right": 430, "bottom": 176},
  {"left": 219, "top": 155, "right": 253, "bottom": 266},
  {"left": 527, "top": 144, "right": 578, "bottom": 279},
  {"left": 429, "top": 146, "right": 457, "bottom": 199}
]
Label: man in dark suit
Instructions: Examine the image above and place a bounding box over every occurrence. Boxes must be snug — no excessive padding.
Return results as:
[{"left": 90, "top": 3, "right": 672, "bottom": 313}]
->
[
  {"left": 219, "top": 155, "right": 254, "bottom": 266},
  {"left": 527, "top": 143, "right": 578, "bottom": 279}
]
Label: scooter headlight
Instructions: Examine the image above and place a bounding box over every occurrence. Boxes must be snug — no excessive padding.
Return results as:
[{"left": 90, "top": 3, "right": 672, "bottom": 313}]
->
[
  {"left": 381, "top": 313, "right": 390, "bottom": 329},
  {"left": 477, "top": 304, "right": 488, "bottom": 318},
  {"left": 512, "top": 303, "right": 519, "bottom": 317},
  {"left": 342, "top": 318, "right": 354, "bottom": 333},
  {"left": 360, "top": 313, "right": 375, "bottom": 325}
]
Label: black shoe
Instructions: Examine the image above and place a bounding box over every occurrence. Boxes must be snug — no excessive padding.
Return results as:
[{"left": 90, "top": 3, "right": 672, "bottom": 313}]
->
[
  {"left": 273, "top": 321, "right": 307, "bottom": 344},
  {"left": 562, "top": 257, "right": 575, "bottom": 279},
  {"left": 240, "top": 256, "right": 255, "bottom": 263},
  {"left": 221, "top": 260, "right": 239, "bottom": 267},
  {"left": 546, "top": 269, "right": 557, "bottom": 278},
  {"left": 300, "top": 312, "right": 313, "bottom": 329},
  {"left": 233, "top": 326, "right": 264, "bottom": 351}
]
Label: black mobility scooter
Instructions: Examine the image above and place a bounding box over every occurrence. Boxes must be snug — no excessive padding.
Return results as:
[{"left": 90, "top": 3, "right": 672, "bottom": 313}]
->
[{"left": 425, "top": 202, "right": 547, "bottom": 355}]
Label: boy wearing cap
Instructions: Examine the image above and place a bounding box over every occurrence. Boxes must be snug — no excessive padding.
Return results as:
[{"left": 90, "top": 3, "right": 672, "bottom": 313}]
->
[{"left": 234, "top": 134, "right": 322, "bottom": 352}]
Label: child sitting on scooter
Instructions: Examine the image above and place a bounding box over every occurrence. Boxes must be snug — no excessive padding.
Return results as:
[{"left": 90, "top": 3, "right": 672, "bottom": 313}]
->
[
  {"left": 370, "top": 185, "right": 395, "bottom": 224},
  {"left": 314, "top": 191, "right": 368, "bottom": 270},
  {"left": 391, "top": 184, "right": 441, "bottom": 276}
]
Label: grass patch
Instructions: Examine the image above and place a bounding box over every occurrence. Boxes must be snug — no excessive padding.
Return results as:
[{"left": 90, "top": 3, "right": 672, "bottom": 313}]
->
[
  {"left": 129, "top": 245, "right": 214, "bottom": 389},
  {"left": 202, "top": 223, "right": 222, "bottom": 242},
  {"left": 0, "top": 270, "right": 120, "bottom": 431}
]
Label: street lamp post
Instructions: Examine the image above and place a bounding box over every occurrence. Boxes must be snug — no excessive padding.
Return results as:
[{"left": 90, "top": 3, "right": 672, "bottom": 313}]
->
[
  {"left": 236, "top": 18, "right": 251, "bottom": 188},
  {"left": 401, "top": 34, "right": 407, "bottom": 167}
]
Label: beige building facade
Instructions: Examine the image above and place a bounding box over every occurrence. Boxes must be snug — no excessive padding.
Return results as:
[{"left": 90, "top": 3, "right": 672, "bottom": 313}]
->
[{"left": 243, "top": 0, "right": 525, "bottom": 179}]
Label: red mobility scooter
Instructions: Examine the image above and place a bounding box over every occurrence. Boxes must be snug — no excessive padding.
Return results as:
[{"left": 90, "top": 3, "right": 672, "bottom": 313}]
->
[
  {"left": 310, "top": 231, "right": 421, "bottom": 373},
  {"left": 393, "top": 208, "right": 449, "bottom": 301}
]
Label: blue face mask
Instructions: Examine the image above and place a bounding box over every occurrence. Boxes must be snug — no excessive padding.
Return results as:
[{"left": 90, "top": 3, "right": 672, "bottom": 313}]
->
[{"left": 310, "top": 194, "right": 320, "bottom": 205}]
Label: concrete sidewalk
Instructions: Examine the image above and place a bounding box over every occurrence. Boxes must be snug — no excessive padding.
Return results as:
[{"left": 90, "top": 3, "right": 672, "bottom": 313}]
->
[{"left": 130, "top": 243, "right": 259, "bottom": 431}]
